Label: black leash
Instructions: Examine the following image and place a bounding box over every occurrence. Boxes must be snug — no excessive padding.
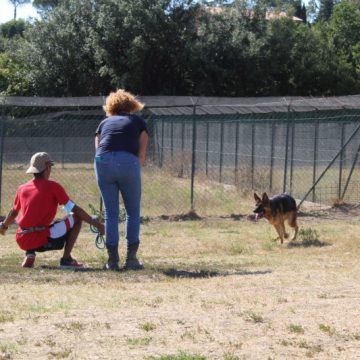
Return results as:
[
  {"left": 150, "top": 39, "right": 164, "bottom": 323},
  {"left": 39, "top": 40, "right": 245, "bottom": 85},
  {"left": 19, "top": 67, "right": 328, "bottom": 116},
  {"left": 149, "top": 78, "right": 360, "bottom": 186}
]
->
[
  {"left": 90, "top": 196, "right": 106, "bottom": 249},
  {"left": 90, "top": 223, "right": 106, "bottom": 249}
]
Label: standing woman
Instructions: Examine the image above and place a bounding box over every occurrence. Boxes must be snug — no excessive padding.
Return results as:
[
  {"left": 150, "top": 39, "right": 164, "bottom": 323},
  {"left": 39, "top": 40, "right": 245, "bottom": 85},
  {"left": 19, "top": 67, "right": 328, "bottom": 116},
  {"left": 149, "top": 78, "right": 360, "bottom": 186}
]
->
[{"left": 95, "top": 89, "right": 148, "bottom": 270}]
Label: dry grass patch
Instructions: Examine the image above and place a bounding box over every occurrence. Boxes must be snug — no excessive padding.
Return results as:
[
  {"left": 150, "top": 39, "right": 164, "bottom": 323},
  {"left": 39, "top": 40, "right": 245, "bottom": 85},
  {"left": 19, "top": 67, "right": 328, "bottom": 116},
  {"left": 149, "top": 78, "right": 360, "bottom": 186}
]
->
[
  {"left": 1, "top": 197, "right": 360, "bottom": 359},
  {"left": 0, "top": 311, "right": 14, "bottom": 324}
]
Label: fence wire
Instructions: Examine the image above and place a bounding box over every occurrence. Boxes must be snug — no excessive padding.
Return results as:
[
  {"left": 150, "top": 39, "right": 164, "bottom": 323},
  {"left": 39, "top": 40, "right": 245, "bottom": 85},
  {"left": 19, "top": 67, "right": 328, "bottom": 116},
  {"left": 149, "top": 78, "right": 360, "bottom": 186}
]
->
[{"left": 1, "top": 98, "right": 360, "bottom": 217}]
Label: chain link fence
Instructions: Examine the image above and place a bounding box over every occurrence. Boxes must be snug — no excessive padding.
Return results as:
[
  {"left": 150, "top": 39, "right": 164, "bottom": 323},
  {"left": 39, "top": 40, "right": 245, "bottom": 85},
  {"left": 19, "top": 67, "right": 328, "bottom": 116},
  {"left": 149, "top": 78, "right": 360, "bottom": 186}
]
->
[{"left": 1, "top": 96, "right": 360, "bottom": 217}]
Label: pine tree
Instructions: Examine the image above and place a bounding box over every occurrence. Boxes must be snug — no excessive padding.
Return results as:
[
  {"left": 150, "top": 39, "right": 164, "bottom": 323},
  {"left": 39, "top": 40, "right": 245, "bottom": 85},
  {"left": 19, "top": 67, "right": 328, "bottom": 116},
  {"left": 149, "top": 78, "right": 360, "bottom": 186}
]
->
[
  {"left": 8, "top": 0, "right": 31, "bottom": 20},
  {"left": 300, "top": 3, "right": 307, "bottom": 23},
  {"left": 318, "top": 0, "right": 334, "bottom": 21}
]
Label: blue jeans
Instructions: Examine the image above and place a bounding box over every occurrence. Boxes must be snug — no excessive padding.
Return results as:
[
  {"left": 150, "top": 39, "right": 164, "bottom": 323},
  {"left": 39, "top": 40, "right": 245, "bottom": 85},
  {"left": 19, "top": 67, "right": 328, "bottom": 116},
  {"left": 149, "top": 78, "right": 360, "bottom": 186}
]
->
[{"left": 94, "top": 152, "right": 141, "bottom": 248}]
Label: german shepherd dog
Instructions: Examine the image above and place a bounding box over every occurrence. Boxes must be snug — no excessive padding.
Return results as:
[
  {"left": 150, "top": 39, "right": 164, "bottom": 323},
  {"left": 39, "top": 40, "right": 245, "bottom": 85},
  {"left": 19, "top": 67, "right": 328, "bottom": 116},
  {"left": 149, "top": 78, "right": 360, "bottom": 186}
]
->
[{"left": 253, "top": 193, "right": 298, "bottom": 244}]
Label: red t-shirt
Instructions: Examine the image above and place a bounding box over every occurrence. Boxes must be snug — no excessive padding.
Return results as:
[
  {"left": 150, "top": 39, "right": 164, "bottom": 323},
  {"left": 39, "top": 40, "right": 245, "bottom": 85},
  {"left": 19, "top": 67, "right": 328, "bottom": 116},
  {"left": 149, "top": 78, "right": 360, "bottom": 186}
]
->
[{"left": 13, "top": 178, "right": 70, "bottom": 250}]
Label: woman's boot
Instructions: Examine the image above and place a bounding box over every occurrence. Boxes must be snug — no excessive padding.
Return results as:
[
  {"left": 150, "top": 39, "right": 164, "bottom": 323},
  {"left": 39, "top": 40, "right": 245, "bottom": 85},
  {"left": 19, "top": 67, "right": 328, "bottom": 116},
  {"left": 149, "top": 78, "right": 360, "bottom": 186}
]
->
[
  {"left": 104, "top": 245, "right": 120, "bottom": 271},
  {"left": 124, "top": 242, "right": 144, "bottom": 270}
]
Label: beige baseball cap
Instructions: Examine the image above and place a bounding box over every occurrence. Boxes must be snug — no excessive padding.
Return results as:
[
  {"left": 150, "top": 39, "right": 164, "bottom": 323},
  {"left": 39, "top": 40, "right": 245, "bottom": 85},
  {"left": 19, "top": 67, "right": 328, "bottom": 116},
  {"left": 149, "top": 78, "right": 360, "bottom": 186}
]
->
[{"left": 26, "top": 152, "right": 54, "bottom": 174}]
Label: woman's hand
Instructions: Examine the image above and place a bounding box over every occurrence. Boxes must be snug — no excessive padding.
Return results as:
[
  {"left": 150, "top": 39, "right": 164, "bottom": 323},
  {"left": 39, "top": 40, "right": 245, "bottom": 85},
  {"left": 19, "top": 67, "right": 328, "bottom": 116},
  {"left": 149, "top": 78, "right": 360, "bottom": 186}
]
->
[{"left": 138, "top": 131, "right": 149, "bottom": 166}]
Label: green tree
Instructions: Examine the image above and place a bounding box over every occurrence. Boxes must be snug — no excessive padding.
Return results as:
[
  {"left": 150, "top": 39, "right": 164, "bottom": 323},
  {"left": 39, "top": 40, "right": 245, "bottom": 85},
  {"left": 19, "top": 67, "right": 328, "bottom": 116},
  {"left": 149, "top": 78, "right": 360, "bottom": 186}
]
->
[
  {"left": 0, "top": 52, "right": 30, "bottom": 95},
  {"left": 0, "top": 19, "right": 26, "bottom": 38},
  {"left": 329, "top": 1, "right": 360, "bottom": 54},
  {"left": 190, "top": 1, "right": 267, "bottom": 96},
  {"left": 300, "top": 4, "right": 307, "bottom": 22},
  {"left": 326, "top": 1, "right": 360, "bottom": 92},
  {"left": 290, "top": 22, "right": 339, "bottom": 95},
  {"left": 5, "top": 0, "right": 359, "bottom": 97},
  {"left": 0, "top": 18, "right": 30, "bottom": 94},
  {"left": 317, "top": 0, "right": 334, "bottom": 21},
  {"left": 292, "top": 0, "right": 307, "bottom": 22},
  {"left": 16, "top": 0, "right": 200, "bottom": 96},
  {"left": 90, "top": 0, "right": 199, "bottom": 94},
  {"left": 18, "top": 0, "right": 109, "bottom": 96},
  {"left": 260, "top": 18, "right": 298, "bottom": 95},
  {"left": 32, "top": 0, "right": 60, "bottom": 11}
]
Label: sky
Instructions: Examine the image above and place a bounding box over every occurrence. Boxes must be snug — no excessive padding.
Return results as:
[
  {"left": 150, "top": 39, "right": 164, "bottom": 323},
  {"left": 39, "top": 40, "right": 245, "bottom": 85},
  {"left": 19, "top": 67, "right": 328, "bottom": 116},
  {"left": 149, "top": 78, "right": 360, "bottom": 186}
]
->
[{"left": 0, "top": 0, "right": 40, "bottom": 24}]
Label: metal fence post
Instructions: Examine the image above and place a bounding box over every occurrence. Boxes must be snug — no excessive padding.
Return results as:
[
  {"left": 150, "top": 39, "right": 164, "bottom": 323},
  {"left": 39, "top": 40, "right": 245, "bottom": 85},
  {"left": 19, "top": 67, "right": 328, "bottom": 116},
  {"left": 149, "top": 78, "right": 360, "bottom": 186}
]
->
[
  {"left": 160, "top": 118, "right": 164, "bottom": 168},
  {"left": 181, "top": 120, "right": 185, "bottom": 177},
  {"left": 0, "top": 106, "right": 5, "bottom": 214},
  {"left": 170, "top": 119, "right": 174, "bottom": 160},
  {"left": 298, "top": 122, "right": 360, "bottom": 208},
  {"left": 251, "top": 119, "right": 255, "bottom": 189},
  {"left": 153, "top": 116, "right": 162, "bottom": 168},
  {"left": 283, "top": 110, "right": 290, "bottom": 193},
  {"left": 312, "top": 120, "right": 319, "bottom": 202},
  {"left": 61, "top": 117, "right": 65, "bottom": 169},
  {"left": 289, "top": 117, "right": 295, "bottom": 194},
  {"left": 338, "top": 122, "right": 345, "bottom": 199},
  {"left": 190, "top": 104, "right": 197, "bottom": 211},
  {"left": 341, "top": 141, "right": 360, "bottom": 200},
  {"left": 270, "top": 121, "right": 275, "bottom": 193},
  {"left": 219, "top": 120, "right": 224, "bottom": 183},
  {"left": 234, "top": 121, "right": 239, "bottom": 186},
  {"left": 146, "top": 114, "right": 156, "bottom": 163},
  {"left": 205, "top": 121, "right": 209, "bottom": 177}
]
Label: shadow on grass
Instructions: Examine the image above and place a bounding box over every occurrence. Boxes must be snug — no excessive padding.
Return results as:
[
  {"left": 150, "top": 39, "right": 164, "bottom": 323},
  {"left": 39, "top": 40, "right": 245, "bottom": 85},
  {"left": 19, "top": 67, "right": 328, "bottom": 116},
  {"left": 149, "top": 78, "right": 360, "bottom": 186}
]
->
[
  {"left": 287, "top": 239, "right": 331, "bottom": 248},
  {"left": 38, "top": 266, "right": 272, "bottom": 278},
  {"left": 162, "top": 268, "right": 271, "bottom": 279},
  {"left": 39, "top": 265, "right": 115, "bottom": 272}
]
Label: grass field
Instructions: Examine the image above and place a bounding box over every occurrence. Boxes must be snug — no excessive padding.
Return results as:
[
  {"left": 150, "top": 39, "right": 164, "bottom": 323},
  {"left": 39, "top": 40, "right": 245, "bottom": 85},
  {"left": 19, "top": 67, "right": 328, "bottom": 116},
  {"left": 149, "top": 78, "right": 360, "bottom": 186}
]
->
[
  {"left": 1, "top": 178, "right": 360, "bottom": 359},
  {"left": 0, "top": 166, "right": 251, "bottom": 217},
  {"left": 2, "top": 161, "right": 360, "bottom": 218}
]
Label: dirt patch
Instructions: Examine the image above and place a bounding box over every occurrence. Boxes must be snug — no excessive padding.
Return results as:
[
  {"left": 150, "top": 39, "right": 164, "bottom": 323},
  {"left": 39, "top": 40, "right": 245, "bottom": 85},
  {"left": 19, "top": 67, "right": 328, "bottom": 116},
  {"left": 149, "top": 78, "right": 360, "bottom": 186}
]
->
[
  {"left": 226, "top": 213, "right": 252, "bottom": 221},
  {"left": 329, "top": 202, "right": 360, "bottom": 215},
  {"left": 156, "top": 203, "right": 360, "bottom": 224},
  {"left": 159, "top": 209, "right": 202, "bottom": 221},
  {"left": 298, "top": 202, "right": 360, "bottom": 221}
]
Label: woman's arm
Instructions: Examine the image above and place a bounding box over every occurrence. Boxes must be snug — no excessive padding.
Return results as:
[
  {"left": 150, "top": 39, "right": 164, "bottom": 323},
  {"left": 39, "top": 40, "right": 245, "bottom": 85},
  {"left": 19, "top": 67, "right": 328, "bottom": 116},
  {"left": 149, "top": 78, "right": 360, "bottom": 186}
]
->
[
  {"left": 138, "top": 130, "right": 149, "bottom": 166},
  {"left": 95, "top": 134, "right": 100, "bottom": 149}
]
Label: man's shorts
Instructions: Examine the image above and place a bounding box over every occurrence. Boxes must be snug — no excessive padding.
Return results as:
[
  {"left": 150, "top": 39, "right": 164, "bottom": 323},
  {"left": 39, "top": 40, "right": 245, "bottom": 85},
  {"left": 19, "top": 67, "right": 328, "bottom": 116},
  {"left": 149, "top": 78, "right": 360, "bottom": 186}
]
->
[{"left": 33, "top": 215, "right": 75, "bottom": 252}]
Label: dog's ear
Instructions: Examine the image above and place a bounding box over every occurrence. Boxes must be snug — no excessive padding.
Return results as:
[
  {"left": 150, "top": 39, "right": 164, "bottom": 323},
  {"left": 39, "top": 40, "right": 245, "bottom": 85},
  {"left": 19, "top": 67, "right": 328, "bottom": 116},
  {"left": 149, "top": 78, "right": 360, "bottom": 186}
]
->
[
  {"left": 254, "top": 193, "right": 261, "bottom": 202},
  {"left": 262, "top": 192, "right": 269, "bottom": 203}
]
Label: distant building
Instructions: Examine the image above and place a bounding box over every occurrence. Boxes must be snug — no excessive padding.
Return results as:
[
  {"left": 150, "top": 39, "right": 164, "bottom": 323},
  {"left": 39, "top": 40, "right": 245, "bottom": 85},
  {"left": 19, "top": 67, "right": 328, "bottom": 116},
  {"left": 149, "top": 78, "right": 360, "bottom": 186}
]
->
[
  {"left": 201, "top": 6, "right": 303, "bottom": 22},
  {"left": 265, "top": 11, "right": 303, "bottom": 22}
]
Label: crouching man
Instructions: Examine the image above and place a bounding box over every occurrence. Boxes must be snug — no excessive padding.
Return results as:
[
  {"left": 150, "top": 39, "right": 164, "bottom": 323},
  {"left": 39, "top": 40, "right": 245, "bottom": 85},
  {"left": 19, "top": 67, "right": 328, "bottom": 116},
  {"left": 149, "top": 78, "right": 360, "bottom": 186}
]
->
[{"left": 0, "top": 152, "right": 104, "bottom": 269}]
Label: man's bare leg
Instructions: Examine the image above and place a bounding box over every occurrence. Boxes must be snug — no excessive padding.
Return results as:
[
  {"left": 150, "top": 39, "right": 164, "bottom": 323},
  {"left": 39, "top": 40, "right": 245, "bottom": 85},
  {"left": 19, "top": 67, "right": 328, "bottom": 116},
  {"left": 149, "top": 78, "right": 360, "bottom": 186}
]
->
[{"left": 63, "top": 215, "right": 82, "bottom": 259}]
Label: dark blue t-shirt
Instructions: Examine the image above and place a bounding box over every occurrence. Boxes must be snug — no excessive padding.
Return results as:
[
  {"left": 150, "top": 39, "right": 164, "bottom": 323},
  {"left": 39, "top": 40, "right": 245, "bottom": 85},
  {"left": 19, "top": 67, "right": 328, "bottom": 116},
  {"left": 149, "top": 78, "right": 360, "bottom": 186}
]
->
[{"left": 95, "top": 114, "right": 148, "bottom": 156}]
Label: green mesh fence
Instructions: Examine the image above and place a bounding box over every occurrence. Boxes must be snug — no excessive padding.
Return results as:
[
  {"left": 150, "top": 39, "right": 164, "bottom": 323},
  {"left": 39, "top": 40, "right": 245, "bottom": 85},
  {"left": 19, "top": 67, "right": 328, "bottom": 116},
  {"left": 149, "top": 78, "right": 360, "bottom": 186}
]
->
[{"left": 1, "top": 96, "right": 360, "bottom": 217}]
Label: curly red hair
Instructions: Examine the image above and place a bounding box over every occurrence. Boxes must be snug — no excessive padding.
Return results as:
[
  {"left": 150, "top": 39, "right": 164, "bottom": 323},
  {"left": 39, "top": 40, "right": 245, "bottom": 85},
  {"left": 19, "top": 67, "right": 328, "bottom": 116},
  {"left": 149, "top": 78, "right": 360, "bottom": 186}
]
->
[{"left": 103, "top": 89, "right": 144, "bottom": 116}]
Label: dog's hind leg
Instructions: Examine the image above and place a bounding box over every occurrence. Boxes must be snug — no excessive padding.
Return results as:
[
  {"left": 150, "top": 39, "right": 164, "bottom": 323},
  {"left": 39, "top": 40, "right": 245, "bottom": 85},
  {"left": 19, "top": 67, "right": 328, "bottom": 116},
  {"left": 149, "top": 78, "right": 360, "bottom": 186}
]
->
[
  {"left": 291, "top": 225, "right": 298, "bottom": 241},
  {"left": 280, "top": 223, "right": 287, "bottom": 243},
  {"left": 288, "top": 211, "right": 298, "bottom": 241}
]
